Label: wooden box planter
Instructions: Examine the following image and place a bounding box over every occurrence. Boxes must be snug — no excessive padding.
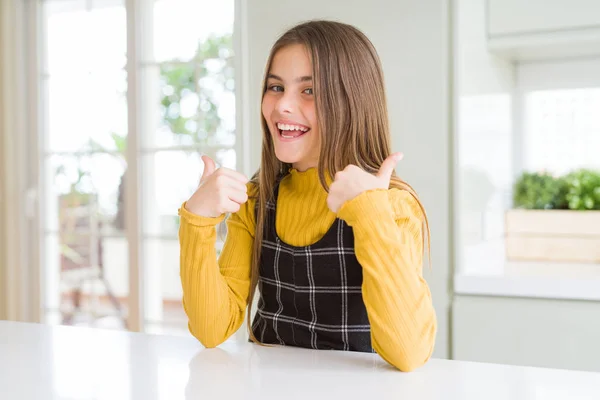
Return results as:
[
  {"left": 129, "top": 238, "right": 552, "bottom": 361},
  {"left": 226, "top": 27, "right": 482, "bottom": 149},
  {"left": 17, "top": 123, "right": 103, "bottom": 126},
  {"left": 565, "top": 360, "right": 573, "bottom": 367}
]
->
[{"left": 505, "top": 210, "right": 600, "bottom": 263}]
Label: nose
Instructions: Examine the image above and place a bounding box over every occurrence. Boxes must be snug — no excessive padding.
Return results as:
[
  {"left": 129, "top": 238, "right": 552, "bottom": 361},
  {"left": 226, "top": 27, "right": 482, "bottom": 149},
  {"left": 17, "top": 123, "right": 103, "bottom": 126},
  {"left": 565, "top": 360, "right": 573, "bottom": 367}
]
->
[{"left": 275, "top": 91, "right": 297, "bottom": 115}]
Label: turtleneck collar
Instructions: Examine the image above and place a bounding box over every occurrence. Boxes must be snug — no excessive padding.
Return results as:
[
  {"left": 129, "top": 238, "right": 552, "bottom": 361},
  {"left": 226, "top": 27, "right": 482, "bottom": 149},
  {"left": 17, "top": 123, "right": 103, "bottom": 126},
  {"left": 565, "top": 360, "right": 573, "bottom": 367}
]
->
[{"left": 287, "top": 167, "right": 333, "bottom": 189}]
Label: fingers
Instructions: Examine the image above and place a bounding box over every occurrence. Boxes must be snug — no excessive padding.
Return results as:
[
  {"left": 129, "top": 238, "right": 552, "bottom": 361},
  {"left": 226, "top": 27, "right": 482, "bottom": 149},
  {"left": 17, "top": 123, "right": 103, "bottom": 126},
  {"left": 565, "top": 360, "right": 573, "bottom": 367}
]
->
[
  {"left": 219, "top": 189, "right": 247, "bottom": 214},
  {"left": 220, "top": 200, "right": 242, "bottom": 214},
  {"left": 213, "top": 173, "right": 248, "bottom": 193},
  {"left": 226, "top": 187, "right": 249, "bottom": 204},
  {"left": 213, "top": 167, "right": 249, "bottom": 185},
  {"left": 216, "top": 180, "right": 248, "bottom": 214}
]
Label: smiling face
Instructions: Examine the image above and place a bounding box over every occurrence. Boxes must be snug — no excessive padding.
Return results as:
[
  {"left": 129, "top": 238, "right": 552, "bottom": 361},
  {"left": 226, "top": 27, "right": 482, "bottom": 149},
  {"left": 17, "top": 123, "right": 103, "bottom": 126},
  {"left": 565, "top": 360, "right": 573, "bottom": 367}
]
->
[{"left": 261, "top": 44, "right": 320, "bottom": 172}]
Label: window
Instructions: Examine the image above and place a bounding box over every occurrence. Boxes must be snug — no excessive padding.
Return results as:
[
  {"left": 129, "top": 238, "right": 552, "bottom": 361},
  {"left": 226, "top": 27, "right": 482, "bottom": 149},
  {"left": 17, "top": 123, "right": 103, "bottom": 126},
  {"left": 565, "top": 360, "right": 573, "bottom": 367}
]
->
[
  {"left": 39, "top": 0, "right": 236, "bottom": 335},
  {"left": 523, "top": 88, "right": 600, "bottom": 175},
  {"left": 454, "top": 55, "right": 600, "bottom": 299}
]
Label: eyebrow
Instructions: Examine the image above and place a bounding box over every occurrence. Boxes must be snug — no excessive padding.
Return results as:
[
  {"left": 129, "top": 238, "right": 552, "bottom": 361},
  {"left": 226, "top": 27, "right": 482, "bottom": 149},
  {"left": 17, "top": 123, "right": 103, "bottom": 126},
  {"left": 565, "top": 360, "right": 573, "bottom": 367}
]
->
[{"left": 267, "top": 73, "right": 313, "bottom": 83}]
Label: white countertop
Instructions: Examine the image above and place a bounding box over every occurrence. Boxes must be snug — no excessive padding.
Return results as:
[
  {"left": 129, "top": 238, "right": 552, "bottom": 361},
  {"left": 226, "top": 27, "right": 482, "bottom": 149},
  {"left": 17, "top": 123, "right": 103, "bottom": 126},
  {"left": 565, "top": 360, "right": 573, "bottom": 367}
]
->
[{"left": 1, "top": 321, "right": 600, "bottom": 400}]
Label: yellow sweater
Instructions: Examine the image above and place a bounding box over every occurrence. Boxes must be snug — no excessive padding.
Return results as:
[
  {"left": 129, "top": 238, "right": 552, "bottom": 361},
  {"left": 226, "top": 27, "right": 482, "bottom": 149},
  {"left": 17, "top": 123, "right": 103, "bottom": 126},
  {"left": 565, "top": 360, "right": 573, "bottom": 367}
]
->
[{"left": 178, "top": 168, "right": 436, "bottom": 371}]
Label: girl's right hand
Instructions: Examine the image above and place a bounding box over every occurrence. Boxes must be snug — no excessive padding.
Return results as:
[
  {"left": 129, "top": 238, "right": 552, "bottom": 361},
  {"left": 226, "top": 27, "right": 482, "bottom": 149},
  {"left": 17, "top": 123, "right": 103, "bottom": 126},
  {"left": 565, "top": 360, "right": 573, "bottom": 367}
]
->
[{"left": 184, "top": 156, "right": 249, "bottom": 218}]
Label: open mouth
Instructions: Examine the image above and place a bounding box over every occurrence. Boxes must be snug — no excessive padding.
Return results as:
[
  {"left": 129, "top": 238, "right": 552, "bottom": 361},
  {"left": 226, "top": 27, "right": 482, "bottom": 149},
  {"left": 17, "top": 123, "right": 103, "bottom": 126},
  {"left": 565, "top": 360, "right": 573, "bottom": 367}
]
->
[{"left": 277, "top": 122, "right": 310, "bottom": 139}]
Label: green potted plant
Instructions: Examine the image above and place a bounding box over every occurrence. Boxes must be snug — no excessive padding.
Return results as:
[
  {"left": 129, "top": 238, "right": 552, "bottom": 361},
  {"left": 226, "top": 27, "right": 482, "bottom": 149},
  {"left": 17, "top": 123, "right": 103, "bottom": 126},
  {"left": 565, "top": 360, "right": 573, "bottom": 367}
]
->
[
  {"left": 506, "top": 169, "right": 600, "bottom": 263},
  {"left": 512, "top": 171, "right": 568, "bottom": 210},
  {"left": 564, "top": 169, "right": 600, "bottom": 210}
]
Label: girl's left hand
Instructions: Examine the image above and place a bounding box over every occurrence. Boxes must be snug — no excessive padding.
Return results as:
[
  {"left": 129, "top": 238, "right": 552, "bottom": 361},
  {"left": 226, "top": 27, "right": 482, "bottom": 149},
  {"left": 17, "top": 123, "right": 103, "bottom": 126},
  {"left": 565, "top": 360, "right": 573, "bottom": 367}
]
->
[{"left": 327, "top": 152, "right": 403, "bottom": 213}]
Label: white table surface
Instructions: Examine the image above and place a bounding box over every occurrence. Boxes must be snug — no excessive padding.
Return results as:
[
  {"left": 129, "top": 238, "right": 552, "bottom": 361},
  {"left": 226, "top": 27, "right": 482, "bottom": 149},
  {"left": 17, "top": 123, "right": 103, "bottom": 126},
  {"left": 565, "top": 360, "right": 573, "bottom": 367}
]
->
[{"left": 1, "top": 321, "right": 600, "bottom": 400}]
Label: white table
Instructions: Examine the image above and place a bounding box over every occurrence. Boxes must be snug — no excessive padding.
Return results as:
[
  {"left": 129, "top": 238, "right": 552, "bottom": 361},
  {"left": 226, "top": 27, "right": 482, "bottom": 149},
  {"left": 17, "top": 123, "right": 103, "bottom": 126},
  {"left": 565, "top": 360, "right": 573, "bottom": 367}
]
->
[{"left": 1, "top": 321, "right": 599, "bottom": 399}]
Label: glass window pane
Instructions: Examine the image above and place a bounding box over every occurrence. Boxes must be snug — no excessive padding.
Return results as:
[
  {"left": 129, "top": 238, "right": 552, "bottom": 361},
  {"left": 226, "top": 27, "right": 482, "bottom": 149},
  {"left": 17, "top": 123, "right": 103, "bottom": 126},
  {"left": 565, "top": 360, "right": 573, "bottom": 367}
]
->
[
  {"left": 44, "top": 154, "right": 127, "bottom": 235},
  {"left": 140, "top": 41, "right": 235, "bottom": 150},
  {"left": 524, "top": 88, "right": 600, "bottom": 175},
  {"left": 143, "top": 238, "right": 187, "bottom": 336},
  {"left": 43, "top": 233, "right": 129, "bottom": 330},
  {"left": 43, "top": 153, "right": 128, "bottom": 329},
  {"left": 41, "top": 0, "right": 129, "bottom": 331},
  {"left": 43, "top": 0, "right": 127, "bottom": 152},
  {"left": 45, "top": 70, "right": 127, "bottom": 152},
  {"left": 45, "top": 0, "right": 126, "bottom": 75},
  {"left": 150, "top": 0, "right": 234, "bottom": 63}
]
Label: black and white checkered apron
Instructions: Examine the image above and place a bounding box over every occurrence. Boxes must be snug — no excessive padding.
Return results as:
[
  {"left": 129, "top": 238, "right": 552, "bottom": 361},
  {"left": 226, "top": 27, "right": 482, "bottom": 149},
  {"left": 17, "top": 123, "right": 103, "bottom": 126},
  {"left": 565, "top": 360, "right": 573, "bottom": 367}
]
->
[{"left": 251, "top": 179, "right": 374, "bottom": 353}]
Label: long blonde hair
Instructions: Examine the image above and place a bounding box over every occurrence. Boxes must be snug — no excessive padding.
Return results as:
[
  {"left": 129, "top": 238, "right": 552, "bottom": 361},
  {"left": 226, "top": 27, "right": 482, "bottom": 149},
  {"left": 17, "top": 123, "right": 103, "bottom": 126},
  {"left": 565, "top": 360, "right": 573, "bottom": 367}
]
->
[{"left": 247, "top": 20, "right": 431, "bottom": 343}]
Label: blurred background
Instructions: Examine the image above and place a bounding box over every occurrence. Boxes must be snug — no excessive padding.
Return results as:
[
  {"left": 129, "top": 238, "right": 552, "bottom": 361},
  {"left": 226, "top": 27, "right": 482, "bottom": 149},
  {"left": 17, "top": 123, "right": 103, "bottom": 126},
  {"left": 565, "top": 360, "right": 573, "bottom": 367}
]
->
[{"left": 1, "top": 0, "right": 599, "bottom": 374}]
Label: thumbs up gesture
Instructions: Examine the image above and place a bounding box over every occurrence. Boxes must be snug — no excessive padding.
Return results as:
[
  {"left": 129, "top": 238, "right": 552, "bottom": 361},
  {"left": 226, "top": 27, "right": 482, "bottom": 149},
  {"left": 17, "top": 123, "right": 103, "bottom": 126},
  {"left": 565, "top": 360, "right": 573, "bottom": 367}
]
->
[
  {"left": 184, "top": 156, "right": 249, "bottom": 218},
  {"left": 326, "top": 153, "right": 403, "bottom": 213}
]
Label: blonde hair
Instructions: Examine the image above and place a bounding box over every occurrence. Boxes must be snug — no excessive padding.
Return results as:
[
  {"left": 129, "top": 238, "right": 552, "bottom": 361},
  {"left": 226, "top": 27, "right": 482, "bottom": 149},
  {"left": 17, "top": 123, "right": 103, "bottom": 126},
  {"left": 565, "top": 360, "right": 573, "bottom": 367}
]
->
[{"left": 247, "top": 20, "right": 431, "bottom": 343}]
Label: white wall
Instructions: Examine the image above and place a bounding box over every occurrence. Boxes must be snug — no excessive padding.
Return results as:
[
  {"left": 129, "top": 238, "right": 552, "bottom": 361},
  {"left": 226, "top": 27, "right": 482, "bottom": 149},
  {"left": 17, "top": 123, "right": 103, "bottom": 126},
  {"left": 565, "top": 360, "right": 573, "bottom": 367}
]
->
[{"left": 242, "top": 0, "right": 452, "bottom": 358}]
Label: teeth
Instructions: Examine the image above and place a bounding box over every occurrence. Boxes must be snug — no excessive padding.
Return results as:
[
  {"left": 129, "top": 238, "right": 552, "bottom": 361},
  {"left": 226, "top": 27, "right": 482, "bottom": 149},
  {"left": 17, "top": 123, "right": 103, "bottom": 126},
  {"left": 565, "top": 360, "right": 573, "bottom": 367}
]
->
[{"left": 277, "top": 122, "right": 309, "bottom": 132}]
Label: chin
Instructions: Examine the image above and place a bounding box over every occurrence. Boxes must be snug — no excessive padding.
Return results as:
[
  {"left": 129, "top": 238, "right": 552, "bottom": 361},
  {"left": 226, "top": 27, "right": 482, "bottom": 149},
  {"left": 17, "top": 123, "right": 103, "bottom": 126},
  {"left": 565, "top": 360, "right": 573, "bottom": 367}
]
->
[{"left": 273, "top": 150, "right": 301, "bottom": 165}]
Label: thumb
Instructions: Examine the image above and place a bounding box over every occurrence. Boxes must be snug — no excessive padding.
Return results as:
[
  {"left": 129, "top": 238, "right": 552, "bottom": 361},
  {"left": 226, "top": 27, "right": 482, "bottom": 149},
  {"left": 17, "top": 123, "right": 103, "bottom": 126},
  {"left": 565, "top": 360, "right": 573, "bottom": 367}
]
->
[
  {"left": 200, "top": 155, "right": 216, "bottom": 182},
  {"left": 376, "top": 152, "right": 403, "bottom": 181}
]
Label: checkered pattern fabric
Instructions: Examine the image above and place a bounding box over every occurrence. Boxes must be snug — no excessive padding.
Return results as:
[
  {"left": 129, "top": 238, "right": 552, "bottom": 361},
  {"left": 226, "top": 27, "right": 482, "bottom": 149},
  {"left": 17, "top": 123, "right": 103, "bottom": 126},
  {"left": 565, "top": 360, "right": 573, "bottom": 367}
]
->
[{"left": 251, "top": 180, "right": 374, "bottom": 353}]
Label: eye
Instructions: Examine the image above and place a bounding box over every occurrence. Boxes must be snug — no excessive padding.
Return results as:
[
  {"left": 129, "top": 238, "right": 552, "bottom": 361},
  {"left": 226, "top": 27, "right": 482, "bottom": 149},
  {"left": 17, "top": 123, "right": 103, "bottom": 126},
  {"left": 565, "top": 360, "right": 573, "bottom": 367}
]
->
[
  {"left": 268, "top": 85, "right": 283, "bottom": 92},
  {"left": 303, "top": 88, "right": 313, "bottom": 95}
]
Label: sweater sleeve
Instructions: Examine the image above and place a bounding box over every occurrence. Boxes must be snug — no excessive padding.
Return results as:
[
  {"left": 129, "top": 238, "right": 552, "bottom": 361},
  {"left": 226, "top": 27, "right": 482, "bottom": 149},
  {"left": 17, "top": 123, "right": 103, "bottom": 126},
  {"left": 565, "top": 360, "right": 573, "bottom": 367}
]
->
[
  {"left": 337, "top": 188, "right": 437, "bottom": 372},
  {"left": 178, "top": 187, "right": 256, "bottom": 347}
]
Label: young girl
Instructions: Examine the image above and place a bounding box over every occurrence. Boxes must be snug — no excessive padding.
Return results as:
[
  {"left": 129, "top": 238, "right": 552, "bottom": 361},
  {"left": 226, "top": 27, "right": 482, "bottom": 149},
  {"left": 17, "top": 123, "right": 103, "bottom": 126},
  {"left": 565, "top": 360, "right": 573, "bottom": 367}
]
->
[{"left": 178, "top": 20, "right": 437, "bottom": 372}]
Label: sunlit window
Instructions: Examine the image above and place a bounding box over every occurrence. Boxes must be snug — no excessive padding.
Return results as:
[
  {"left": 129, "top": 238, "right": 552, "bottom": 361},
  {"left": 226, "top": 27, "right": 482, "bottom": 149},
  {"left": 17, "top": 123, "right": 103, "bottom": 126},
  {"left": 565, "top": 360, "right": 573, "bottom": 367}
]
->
[{"left": 40, "top": 0, "right": 235, "bottom": 336}]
